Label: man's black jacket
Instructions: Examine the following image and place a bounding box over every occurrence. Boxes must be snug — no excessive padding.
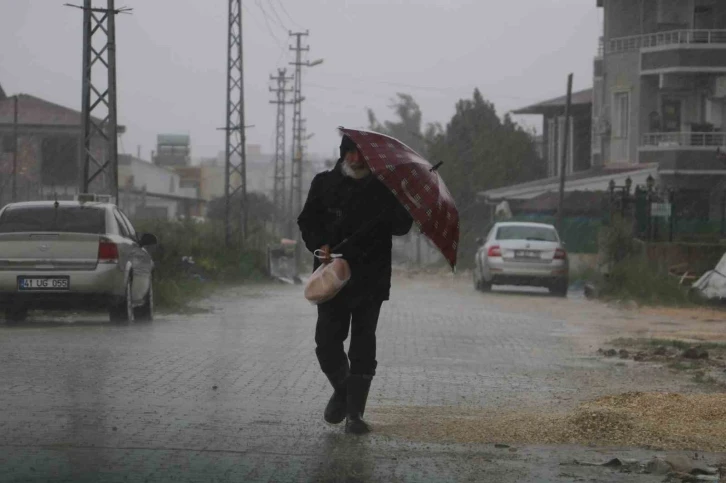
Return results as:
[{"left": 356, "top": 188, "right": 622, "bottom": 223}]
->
[{"left": 297, "top": 160, "right": 413, "bottom": 302}]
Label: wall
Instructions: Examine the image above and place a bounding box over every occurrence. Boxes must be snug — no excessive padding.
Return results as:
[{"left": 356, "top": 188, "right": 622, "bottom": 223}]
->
[
  {"left": 640, "top": 149, "right": 726, "bottom": 171},
  {"left": 119, "top": 156, "right": 180, "bottom": 195},
  {"left": 604, "top": 51, "right": 642, "bottom": 163}
]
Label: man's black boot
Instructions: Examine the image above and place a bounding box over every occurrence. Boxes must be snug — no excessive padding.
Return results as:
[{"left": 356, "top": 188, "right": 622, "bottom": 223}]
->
[
  {"left": 345, "top": 374, "right": 372, "bottom": 434},
  {"left": 323, "top": 361, "right": 349, "bottom": 424}
]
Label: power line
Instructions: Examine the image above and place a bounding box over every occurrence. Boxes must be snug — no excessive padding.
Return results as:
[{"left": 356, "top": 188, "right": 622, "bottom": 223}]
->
[
  {"left": 264, "top": 0, "right": 288, "bottom": 31},
  {"left": 254, "top": 0, "right": 285, "bottom": 43},
  {"left": 273, "top": 0, "right": 303, "bottom": 30},
  {"left": 242, "top": 2, "right": 284, "bottom": 50}
]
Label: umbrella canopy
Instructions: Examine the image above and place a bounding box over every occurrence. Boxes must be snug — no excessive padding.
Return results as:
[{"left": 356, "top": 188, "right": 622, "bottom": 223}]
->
[{"left": 339, "top": 127, "right": 460, "bottom": 269}]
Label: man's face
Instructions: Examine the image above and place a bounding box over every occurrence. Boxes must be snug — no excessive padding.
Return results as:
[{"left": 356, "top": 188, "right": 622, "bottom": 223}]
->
[
  {"left": 342, "top": 148, "right": 371, "bottom": 179},
  {"left": 344, "top": 149, "right": 364, "bottom": 168}
]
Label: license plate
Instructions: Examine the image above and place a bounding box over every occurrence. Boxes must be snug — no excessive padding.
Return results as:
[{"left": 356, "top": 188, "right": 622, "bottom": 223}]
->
[
  {"left": 515, "top": 250, "right": 540, "bottom": 259},
  {"left": 17, "top": 276, "right": 70, "bottom": 291}
]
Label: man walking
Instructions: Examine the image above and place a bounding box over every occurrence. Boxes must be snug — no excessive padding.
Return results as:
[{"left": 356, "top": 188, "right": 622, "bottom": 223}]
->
[{"left": 297, "top": 134, "right": 413, "bottom": 434}]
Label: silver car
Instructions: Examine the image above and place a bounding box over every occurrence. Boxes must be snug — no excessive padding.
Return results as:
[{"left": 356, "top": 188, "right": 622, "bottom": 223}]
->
[
  {"left": 473, "top": 222, "right": 569, "bottom": 296},
  {"left": 0, "top": 200, "right": 157, "bottom": 323}
]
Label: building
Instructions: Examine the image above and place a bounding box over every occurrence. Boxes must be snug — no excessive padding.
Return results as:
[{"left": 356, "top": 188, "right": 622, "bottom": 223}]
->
[
  {"left": 593, "top": 0, "right": 726, "bottom": 222},
  {"left": 0, "top": 86, "right": 124, "bottom": 206},
  {"left": 513, "top": 88, "right": 594, "bottom": 178},
  {"left": 118, "top": 155, "right": 205, "bottom": 220},
  {"left": 482, "top": 0, "right": 726, "bottom": 230},
  {"left": 153, "top": 134, "right": 191, "bottom": 168}
]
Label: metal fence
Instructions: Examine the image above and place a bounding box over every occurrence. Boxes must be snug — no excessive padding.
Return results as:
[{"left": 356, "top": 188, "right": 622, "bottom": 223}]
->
[{"left": 510, "top": 214, "right": 602, "bottom": 254}]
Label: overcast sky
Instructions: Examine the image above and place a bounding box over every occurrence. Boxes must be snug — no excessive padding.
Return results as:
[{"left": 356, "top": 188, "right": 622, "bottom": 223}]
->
[{"left": 0, "top": 0, "right": 601, "bottom": 161}]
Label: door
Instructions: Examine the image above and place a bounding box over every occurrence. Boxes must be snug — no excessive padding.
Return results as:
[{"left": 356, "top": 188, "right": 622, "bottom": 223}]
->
[
  {"left": 611, "top": 91, "right": 630, "bottom": 161},
  {"left": 661, "top": 98, "right": 683, "bottom": 146},
  {"left": 694, "top": 5, "right": 714, "bottom": 30},
  {"left": 114, "top": 209, "right": 152, "bottom": 304}
]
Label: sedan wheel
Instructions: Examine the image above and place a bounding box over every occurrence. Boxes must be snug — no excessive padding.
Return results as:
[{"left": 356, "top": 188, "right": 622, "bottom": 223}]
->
[
  {"left": 549, "top": 279, "right": 569, "bottom": 298},
  {"left": 110, "top": 278, "right": 134, "bottom": 323},
  {"left": 134, "top": 282, "right": 154, "bottom": 322}
]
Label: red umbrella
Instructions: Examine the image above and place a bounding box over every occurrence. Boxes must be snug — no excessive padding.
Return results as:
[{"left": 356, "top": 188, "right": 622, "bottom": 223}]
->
[{"left": 338, "top": 127, "right": 460, "bottom": 270}]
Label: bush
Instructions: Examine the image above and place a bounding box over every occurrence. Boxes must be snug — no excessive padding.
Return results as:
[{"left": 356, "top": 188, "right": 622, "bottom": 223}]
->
[
  {"left": 599, "top": 216, "right": 638, "bottom": 267},
  {"left": 132, "top": 219, "right": 270, "bottom": 310},
  {"left": 600, "top": 256, "right": 690, "bottom": 306}
]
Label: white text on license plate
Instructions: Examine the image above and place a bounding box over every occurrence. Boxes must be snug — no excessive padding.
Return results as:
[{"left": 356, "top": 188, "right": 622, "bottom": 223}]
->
[
  {"left": 18, "top": 277, "right": 70, "bottom": 291},
  {"left": 515, "top": 250, "right": 539, "bottom": 258}
]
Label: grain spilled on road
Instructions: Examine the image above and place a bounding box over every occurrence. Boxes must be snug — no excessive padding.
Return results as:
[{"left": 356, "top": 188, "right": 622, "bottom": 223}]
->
[{"left": 371, "top": 392, "right": 726, "bottom": 452}]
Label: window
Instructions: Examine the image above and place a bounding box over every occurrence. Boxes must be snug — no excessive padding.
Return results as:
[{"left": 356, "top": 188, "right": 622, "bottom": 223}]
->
[
  {"left": 40, "top": 136, "right": 79, "bottom": 186},
  {"left": 116, "top": 209, "right": 137, "bottom": 240},
  {"left": 496, "top": 225, "right": 558, "bottom": 242},
  {"left": 119, "top": 211, "right": 137, "bottom": 239},
  {"left": 657, "top": 0, "right": 689, "bottom": 25},
  {"left": 113, "top": 210, "right": 131, "bottom": 238},
  {"left": 0, "top": 206, "right": 105, "bottom": 234},
  {"left": 613, "top": 92, "right": 630, "bottom": 138}
]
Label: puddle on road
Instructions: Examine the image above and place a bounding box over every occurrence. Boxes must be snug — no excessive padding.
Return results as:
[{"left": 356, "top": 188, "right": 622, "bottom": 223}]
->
[{"left": 370, "top": 392, "right": 726, "bottom": 452}]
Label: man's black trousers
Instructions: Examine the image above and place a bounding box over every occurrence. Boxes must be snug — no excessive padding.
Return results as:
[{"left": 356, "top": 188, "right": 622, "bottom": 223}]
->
[{"left": 315, "top": 295, "right": 383, "bottom": 376}]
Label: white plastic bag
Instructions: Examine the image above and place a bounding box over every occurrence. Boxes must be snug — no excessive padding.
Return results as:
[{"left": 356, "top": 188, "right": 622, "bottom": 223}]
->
[{"left": 304, "top": 255, "right": 351, "bottom": 305}]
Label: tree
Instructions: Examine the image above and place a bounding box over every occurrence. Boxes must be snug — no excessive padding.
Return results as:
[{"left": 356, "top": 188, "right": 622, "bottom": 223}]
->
[
  {"left": 207, "top": 192, "right": 277, "bottom": 225},
  {"left": 428, "top": 89, "right": 545, "bottom": 267},
  {"left": 368, "top": 90, "right": 545, "bottom": 268},
  {"left": 367, "top": 93, "right": 442, "bottom": 157}
]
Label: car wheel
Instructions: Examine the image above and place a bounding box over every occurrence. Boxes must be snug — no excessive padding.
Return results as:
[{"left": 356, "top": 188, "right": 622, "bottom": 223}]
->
[
  {"left": 549, "top": 280, "right": 569, "bottom": 298},
  {"left": 4, "top": 307, "right": 28, "bottom": 325},
  {"left": 110, "top": 277, "right": 134, "bottom": 324},
  {"left": 134, "top": 282, "right": 154, "bottom": 322}
]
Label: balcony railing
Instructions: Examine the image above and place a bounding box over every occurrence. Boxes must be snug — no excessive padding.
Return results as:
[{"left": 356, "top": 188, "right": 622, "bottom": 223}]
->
[
  {"left": 641, "top": 132, "right": 726, "bottom": 149},
  {"left": 609, "top": 30, "right": 726, "bottom": 54}
]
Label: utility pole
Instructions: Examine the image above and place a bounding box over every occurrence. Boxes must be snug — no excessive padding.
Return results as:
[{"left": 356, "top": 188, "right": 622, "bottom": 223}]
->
[
  {"left": 289, "top": 31, "right": 322, "bottom": 269},
  {"left": 12, "top": 95, "right": 18, "bottom": 202},
  {"left": 69, "top": 0, "right": 130, "bottom": 202},
  {"left": 269, "top": 68, "right": 293, "bottom": 238},
  {"left": 223, "top": 0, "right": 247, "bottom": 247},
  {"left": 557, "top": 74, "right": 573, "bottom": 233}
]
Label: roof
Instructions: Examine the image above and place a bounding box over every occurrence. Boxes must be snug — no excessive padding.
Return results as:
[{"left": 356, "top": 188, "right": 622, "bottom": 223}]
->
[
  {"left": 157, "top": 134, "right": 190, "bottom": 146},
  {"left": 119, "top": 154, "right": 179, "bottom": 177},
  {"left": 480, "top": 164, "right": 659, "bottom": 201},
  {"left": 0, "top": 94, "right": 125, "bottom": 132},
  {"left": 513, "top": 88, "right": 593, "bottom": 115},
  {"left": 509, "top": 190, "right": 608, "bottom": 216},
  {"left": 3, "top": 200, "right": 110, "bottom": 209}
]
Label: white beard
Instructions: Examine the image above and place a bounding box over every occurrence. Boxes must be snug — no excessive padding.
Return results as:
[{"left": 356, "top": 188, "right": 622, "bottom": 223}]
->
[{"left": 342, "top": 161, "right": 371, "bottom": 180}]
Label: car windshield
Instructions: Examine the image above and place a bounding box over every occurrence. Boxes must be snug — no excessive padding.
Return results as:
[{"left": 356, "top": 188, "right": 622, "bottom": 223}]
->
[
  {"left": 496, "top": 225, "right": 558, "bottom": 242},
  {"left": 0, "top": 206, "right": 105, "bottom": 234}
]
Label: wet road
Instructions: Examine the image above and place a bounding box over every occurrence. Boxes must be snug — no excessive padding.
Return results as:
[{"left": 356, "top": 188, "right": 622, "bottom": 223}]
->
[{"left": 0, "top": 279, "right": 709, "bottom": 482}]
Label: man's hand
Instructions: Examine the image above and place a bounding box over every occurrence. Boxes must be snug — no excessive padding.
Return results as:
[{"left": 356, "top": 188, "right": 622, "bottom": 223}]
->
[{"left": 319, "top": 245, "right": 332, "bottom": 264}]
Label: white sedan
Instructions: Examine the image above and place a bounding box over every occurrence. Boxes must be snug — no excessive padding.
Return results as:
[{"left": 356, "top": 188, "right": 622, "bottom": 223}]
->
[
  {"left": 473, "top": 222, "right": 569, "bottom": 297},
  {"left": 0, "top": 199, "right": 157, "bottom": 323}
]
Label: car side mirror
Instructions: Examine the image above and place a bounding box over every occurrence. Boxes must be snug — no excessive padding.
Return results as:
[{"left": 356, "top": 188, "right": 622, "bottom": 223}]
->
[{"left": 139, "top": 233, "right": 158, "bottom": 247}]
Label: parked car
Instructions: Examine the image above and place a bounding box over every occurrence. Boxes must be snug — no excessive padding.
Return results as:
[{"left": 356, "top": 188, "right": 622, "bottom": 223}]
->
[
  {"left": 0, "top": 199, "right": 157, "bottom": 323},
  {"left": 473, "top": 222, "right": 569, "bottom": 297}
]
